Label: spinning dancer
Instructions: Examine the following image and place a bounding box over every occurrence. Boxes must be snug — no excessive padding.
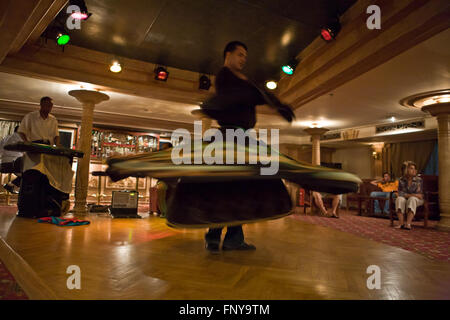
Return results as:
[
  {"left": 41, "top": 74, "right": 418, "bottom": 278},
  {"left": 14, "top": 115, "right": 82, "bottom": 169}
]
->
[
  {"left": 200, "top": 41, "right": 296, "bottom": 252},
  {"left": 106, "top": 42, "right": 361, "bottom": 253}
]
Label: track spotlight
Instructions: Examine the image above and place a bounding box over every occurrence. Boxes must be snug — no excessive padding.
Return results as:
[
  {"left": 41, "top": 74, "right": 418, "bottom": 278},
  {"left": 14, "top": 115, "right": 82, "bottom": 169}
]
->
[
  {"left": 266, "top": 81, "right": 277, "bottom": 90},
  {"left": 154, "top": 66, "right": 169, "bottom": 81},
  {"left": 282, "top": 58, "right": 298, "bottom": 75},
  {"left": 69, "top": 0, "right": 92, "bottom": 20},
  {"left": 320, "top": 17, "right": 341, "bottom": 42},
  {"left": 199, "top": 75, "right": 211, "bottom": 90}
]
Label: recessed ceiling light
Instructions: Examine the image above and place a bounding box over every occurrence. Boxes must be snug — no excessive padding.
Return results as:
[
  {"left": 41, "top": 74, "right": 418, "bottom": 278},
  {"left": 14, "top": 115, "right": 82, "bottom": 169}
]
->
[
  {"left": 310, "top": 122, "right": 322, "bottom": 128},
  {"left": 400, "top": 90, "right": 450, "bottom": 109},
  {"left": 266, "top": 81, "right": 277, "bottom": 90},
  {"left": 423, "top": 95, "right": 450, "bottom": 106},
  {"left": 109, "top": 61, "right": 122, "bottom": 73}
]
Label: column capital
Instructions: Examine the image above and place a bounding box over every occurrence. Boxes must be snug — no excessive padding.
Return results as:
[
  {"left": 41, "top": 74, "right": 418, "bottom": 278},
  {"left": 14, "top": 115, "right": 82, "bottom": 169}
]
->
[
  {"left": 69, "top": 90, "right": 110, "bottom": 105},
  {"left": 370, "top": 142, "right": 384, "bottom": 152},
  {"left": 303, "top": 127, "right": 329, "bottom": 136},
  {"left": 421, "top": 102, "right": 450, "bottom": 116}
]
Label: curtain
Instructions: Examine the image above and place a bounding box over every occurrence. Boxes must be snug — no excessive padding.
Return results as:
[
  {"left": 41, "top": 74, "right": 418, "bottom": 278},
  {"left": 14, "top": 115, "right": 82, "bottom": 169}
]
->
[
  {"left": 423, "top": 143, "right": 438, "bottom": 175},
  {"left": 382, "top": 140, "right": 437, "bottom": 178},
  {"left": 0, "top": 120, "right": 20, "bottom": 139}
]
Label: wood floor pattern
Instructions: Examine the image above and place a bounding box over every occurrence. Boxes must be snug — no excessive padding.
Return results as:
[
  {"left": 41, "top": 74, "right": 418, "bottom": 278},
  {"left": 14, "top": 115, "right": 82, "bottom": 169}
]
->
[{"left": 0, "top": 209, "right": 449, "bottom": 300}]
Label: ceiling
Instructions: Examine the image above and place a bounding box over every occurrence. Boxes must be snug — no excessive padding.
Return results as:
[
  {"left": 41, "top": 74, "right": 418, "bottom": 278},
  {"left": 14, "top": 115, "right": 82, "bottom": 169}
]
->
[
  {"left": 0, "top": 27, "right": 448, "bottom": 142},
  {"left": 277, "top": 28, "right": 450, "bottom": 136},
  {"left": 0, "top": 73, "right": 198, "bottom": 123},
  {"left": 46, "top": 0, "right": 356, "bottom": 86},
  {"left": 0, "top": 1, "right": 448, "bottom": 149}
]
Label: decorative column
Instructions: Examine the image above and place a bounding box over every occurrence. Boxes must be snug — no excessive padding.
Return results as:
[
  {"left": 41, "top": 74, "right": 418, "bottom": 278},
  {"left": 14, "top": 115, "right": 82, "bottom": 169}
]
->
[
  {"left": 422, "top": 103, "right": 450, "bottom": 232},
  {"left": 303, "top": 128, "right": 329, "bottom": 165},
  {"left": 69, "top": 90, "right": 109, "bottom": 216}
]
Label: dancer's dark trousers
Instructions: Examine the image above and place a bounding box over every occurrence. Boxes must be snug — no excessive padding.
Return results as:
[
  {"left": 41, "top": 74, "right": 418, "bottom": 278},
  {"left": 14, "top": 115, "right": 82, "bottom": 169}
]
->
[{"left": 205, "top": 225, "right": 244, "bottom": 247}]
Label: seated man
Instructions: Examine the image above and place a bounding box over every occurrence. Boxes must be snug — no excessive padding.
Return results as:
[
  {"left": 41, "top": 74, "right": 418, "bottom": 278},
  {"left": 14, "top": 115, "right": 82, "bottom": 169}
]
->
[
  {"left": 394, "top": 162, "right": 423, "bottom": 230},
  {"left": 312, "top": 192, "right": 342, "bottom": 218},
  {"left": 370, "top": 172, "right": 398, "bottom": 215},
  {"left": 0, "top": 126, "right": 23, "bottom": 193}
]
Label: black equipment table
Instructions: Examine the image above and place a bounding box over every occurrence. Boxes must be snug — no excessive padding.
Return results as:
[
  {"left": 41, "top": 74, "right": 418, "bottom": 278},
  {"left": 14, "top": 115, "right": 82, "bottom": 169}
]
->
[
  {"left": 4, "top": 141, "right": 84, "bottom": 159},
  {"left": 4, "top": 142, "right": 83, "bottom": 218}
]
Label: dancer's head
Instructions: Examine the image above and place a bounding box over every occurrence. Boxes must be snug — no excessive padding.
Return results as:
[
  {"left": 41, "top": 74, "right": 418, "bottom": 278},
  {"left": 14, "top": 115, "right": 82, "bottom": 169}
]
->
[{"left": 223, "top": 41, "right": 247, "bottom": 71}]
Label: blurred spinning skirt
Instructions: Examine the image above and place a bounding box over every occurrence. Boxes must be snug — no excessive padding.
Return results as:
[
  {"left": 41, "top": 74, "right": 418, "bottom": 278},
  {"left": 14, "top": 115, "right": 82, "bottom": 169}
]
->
[{"left": 106, "top": 140, "right": 361, "bottom": 228}]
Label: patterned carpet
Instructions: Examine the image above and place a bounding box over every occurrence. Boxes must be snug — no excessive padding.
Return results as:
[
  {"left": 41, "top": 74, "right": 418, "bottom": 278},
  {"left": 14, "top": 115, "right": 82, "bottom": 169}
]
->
[
  {"left": 0, "top": 259, "right": 28, "bottom": 300},
  {"left": 290, "top": 209, "right": 450, "bottom": 262}
]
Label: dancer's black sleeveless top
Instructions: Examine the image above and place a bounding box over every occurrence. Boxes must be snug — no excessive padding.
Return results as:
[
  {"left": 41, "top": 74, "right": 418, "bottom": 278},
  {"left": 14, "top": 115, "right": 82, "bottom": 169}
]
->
[{"left": 201, "top": 66, "right": 281, "bottom": 130}]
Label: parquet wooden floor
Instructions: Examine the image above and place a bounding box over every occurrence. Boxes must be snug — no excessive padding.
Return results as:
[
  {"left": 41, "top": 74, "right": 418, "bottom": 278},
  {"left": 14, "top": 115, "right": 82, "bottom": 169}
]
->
[{"left": 0, "top": 209, "right": 449, "bottom": 300}]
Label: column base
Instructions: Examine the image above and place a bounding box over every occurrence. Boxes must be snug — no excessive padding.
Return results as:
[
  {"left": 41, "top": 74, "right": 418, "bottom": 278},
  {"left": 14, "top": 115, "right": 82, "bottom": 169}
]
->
[
  {"left": 71, "top": 203, "right": 88, "bottom": 217},
  {"left": 436, "top": 213, "right": 450, "bottom": 232}
]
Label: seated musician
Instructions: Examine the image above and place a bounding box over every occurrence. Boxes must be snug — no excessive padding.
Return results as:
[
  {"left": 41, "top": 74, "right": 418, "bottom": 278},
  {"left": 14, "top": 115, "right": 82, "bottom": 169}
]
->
[
  {"left": 369, "top": 172, "right": 398, "bottom": 215},
  {"left": 17, "top": 96, "right": 60, "bottom": 146}
]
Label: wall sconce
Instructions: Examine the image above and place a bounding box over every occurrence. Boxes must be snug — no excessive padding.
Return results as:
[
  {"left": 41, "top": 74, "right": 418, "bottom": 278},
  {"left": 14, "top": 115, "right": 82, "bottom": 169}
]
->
[{"left": 372, "top": 151, "right": 381, "bottom": 160}]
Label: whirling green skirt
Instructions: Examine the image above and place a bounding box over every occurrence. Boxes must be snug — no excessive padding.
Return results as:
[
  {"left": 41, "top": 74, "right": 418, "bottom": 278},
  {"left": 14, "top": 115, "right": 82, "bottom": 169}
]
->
[{"left": 106, "top": 140, "right": 361, "bottom": 228}]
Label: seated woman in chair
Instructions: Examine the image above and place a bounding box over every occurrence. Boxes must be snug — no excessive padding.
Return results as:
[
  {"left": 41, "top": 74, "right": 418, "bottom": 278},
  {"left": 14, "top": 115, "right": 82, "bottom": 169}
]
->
[{"left": 394, "top": 162, "right": 423, "bottom": 230}]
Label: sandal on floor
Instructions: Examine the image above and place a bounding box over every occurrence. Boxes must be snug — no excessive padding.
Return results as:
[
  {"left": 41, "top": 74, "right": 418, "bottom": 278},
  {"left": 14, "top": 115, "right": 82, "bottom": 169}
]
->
[
  {"left": 394, "top": 225, "right": 403, "bottom": 229},
  {"left": 404, "top": 225, "right": 411, "bottom": 230}
]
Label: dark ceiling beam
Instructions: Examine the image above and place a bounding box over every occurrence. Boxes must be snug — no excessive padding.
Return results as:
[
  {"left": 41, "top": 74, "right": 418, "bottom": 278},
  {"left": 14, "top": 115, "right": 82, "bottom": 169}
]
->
[
  {"left": 278, "top": 0, "right": 450, "bottom": 109},
  {"left": 0, "top": 0, "right": 67, "bottom": 63},
  {"left": 0, "top": 41, "right": 213, "bottom": 106},
  {"left": 20, "top": 0, "right": 69, "bottom": 51}
]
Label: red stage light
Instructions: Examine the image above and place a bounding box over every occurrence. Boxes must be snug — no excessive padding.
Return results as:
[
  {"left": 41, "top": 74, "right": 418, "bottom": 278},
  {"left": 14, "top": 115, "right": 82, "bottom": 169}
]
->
[
  {"left": 154, "top": 67, "right": 169, "bottom": 81},
  {"left": 157, "top": 71, "right": 168, "bottom": 80},
  {"left": 320, "top": 18, "right": 341, "bottom": 42},
  {"left": 321, "top": 28, "right": 333, "bottom": 41},
  {"left": 71, "top": 12, "right": 89, "bottom": 20}
]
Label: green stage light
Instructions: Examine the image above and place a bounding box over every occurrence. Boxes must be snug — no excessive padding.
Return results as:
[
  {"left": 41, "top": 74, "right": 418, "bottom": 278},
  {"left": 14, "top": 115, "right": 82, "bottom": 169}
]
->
[
  {"left": 282, "top": 65, "right": 294, "bottom": 75},
  {"left": 282, "top": 58, "right": 299, "bottom": 76},
  {"left": 57, "top": 33, "right": 70, "bottom": 46}
]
